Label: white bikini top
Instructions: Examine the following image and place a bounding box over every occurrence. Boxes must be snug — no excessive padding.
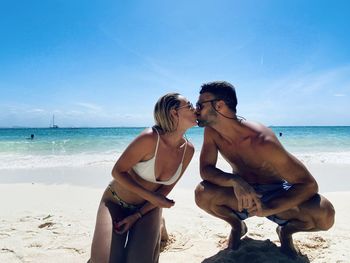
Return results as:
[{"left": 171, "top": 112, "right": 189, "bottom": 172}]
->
[{"left": 132, "top": 128, "right": 187, "bottom": 185}]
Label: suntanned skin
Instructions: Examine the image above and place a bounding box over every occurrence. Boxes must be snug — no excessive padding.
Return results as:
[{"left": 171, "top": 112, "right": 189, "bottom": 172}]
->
[
  {"left": 194, "top": 92, "right": 335, "bottom": 258},
  {"left": 90, "top": 97, "right": 196, "bottom": 263},
  {"left": 111, "top": 126, "right": 195, "bottom": 218}
]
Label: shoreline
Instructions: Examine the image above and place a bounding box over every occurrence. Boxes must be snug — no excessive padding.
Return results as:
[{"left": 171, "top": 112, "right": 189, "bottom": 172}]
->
[{"left": 0, "top": 160, "right": 349, "bottom": 192}]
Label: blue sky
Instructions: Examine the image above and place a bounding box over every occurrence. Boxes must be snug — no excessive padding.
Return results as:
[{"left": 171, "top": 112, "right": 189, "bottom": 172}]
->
[{"left": 0, "top": 0, "right": 349, "bottom": 127}]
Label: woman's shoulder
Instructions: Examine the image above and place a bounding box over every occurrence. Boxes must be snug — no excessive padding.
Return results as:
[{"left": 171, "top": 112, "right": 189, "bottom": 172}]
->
[
  {"left": 133, "top": 127, "right": 159, "bottom": 145},
  {"left": 186, "top": 139, "right": 195, "bottom": 151},
  {"left": 185, "top": 140, "right": 195, "bottom": 157}
]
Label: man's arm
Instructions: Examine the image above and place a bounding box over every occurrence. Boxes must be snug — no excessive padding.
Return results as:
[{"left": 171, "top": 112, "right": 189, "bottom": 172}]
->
[
  {"left": 200, "top": 127, "right": 235, "bottom": 186},
  {"left": 252, "top": 137, "right": 318, "bottom": 217},
  {"left": 200, "top": 128, "right": 262, "bottom": 212}
]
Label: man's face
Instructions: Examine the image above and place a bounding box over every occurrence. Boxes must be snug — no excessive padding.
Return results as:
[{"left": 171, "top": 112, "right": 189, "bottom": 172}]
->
[{"left": 196, "top": 92, "right": 218, "bottom": 127}]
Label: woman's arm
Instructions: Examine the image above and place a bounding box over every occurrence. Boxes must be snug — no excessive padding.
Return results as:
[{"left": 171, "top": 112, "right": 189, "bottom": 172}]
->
[
  {"left": 111, "top": 129, "right": 176, "bottom": 208},
  {"left": 138, "top": 142, "right": 195, "bottom": 216},
  {"left": 113, "top": 184, "right": 176, "bottom": 234},
  {"left": 114, "top": 143, "right": 194, "bottom": 234}
]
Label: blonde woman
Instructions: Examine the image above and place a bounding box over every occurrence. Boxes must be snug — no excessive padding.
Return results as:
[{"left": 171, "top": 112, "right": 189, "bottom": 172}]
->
[{"left": 90, "top": 93, "right": 196, "bottom": 263}]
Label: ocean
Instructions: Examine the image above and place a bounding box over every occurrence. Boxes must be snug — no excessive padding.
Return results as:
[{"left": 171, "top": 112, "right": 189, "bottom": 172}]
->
[{"left": 0, "top": 126, "right": 350, "bottom": 169}]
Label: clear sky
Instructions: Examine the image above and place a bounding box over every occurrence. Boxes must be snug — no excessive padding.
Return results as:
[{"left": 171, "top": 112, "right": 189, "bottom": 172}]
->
[{"left": 1, "top": 0, "right": 349, "bottom": 127}]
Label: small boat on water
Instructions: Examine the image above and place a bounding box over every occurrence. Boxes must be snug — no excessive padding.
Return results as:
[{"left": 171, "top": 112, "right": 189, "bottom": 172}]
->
[{"left": 50, "top": 115, "right": 59, "bottom": 129}]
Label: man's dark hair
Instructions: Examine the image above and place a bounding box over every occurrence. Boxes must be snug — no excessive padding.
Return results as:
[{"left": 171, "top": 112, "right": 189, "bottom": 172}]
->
[{"left": 200, "top": 81, "right": 237, "bottom": 113}]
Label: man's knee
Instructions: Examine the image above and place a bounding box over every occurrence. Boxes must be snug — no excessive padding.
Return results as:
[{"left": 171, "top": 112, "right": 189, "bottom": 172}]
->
[
  {"left": 194, "top": 181, "right": 212, "bottom": 209},
  {"left": 317, "top": 202, "right": 335, "bottom": 231}
]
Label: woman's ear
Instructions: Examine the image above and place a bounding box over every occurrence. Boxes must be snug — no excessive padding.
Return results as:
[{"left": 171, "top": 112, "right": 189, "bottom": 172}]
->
[
  {"left": 170, "top": 108, "right": 178, "bottom": 118},
  {"left": 170, "top": 108, "right": 179, "bottom": 130}
]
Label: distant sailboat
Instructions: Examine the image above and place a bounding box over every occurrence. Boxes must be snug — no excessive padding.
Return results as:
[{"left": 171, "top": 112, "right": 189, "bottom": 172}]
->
[{"left": 50, "top": 115, "right": 59, "bottom": 129}]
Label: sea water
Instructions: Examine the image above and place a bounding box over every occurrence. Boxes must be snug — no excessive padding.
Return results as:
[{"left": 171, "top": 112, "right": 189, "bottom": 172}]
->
[{"left": 0, "top": 126, "right": 350, "bottom": 169}]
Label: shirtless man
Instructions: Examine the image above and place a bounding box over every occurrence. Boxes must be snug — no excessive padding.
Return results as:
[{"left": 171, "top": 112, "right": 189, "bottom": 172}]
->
[{"left": 194, "top": 81, "right": 335, "bottom": 257}]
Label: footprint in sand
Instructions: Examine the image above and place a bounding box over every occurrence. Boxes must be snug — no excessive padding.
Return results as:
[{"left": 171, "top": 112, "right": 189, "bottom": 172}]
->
[
  {"left": 161, "top": 232, "right": 193, "bottom": 252},
  {"left": 217, "top": 237, "right": 228, "bottom": 248},
  {"left": 309, "top": 236, "right": 326, "bottom": 243},
  {"left": 300, "top": 235, "right": 329, "bottom": 249},
  {"left": 27, "top": 242, "right": 43, "bottom": 248},
  {"left": 49, "top": 246, "right": 84, "bottom": 254}
]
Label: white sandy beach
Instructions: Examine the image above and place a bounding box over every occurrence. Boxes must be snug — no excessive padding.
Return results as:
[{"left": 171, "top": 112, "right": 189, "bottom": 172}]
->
[{"left": 0, "top": 159, "right": 349, "bottom": 262}]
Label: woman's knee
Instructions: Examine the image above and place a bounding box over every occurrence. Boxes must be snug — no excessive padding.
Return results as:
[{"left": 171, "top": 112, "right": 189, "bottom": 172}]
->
[
  {"left": 89, "top": 250, "right": 109, "bottom": 263},
  {"left": 125, "top": 212, "right": 161, "bottom": 263},
  {"left": 144, "top": 207, "right": 162, "bottom": 224}
]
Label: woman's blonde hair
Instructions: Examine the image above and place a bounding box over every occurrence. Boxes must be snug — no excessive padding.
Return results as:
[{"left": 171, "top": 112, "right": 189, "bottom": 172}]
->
[{"left": 154, "top": 93, "right": 181, "bottom": 133}]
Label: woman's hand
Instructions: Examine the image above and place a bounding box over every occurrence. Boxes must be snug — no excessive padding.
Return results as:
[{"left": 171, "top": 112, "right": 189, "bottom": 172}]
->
[
  {"left": 147, "top": 192, "right": 175, "bottom": 208},
  {"left": 113, "top": 212, "right": 141, "bottom": 234}
]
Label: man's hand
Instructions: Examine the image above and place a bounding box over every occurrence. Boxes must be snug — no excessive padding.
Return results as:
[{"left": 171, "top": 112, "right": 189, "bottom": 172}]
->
[
  {"left": 147, "top": 192, "right": 175, "bottom": 208},
  {"left": 232, "top": 176, "right": 262, "bottom": 213},
  {"left": 247, "top": 202, "right": 273, "bottom": 217}
]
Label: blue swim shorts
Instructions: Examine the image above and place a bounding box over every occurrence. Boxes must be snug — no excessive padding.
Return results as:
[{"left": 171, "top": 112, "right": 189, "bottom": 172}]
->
[{"left": 233, "top": 181, "right": 292, "bottom": 226}]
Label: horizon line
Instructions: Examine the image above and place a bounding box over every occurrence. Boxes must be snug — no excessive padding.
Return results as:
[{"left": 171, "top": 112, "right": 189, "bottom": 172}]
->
[{"left": 1, "top": 125, "right": 350, "bottom": 129}]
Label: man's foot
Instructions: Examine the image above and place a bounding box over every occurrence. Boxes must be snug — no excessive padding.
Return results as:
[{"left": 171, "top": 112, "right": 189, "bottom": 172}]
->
[
  {"left": 276, "top": 226, "right": 299, "bottom": 259},
  {"left": 228, "top": 221, "right": 247, "bottom": 250}
]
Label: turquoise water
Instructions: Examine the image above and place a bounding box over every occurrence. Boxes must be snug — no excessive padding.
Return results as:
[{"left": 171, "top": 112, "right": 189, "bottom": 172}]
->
[
  {"left": 270, "top": 126, "right": 350, "bottom": 153},
  {"left": 0, "top": 127, "right": 203, "bottom": 155},
  {"left": 1, "top": 126, "right": 350, "bottom": 168}
]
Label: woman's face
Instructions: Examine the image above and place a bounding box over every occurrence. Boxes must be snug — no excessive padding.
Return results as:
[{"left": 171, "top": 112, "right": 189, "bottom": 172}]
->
[{"left": 175, "top": 96, "right": 197, "bottom": 129}]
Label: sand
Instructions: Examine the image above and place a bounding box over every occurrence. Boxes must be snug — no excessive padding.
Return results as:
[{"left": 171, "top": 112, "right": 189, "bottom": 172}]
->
[{"left": 0, "top": 159, "right": 349, "bottom": 262}]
